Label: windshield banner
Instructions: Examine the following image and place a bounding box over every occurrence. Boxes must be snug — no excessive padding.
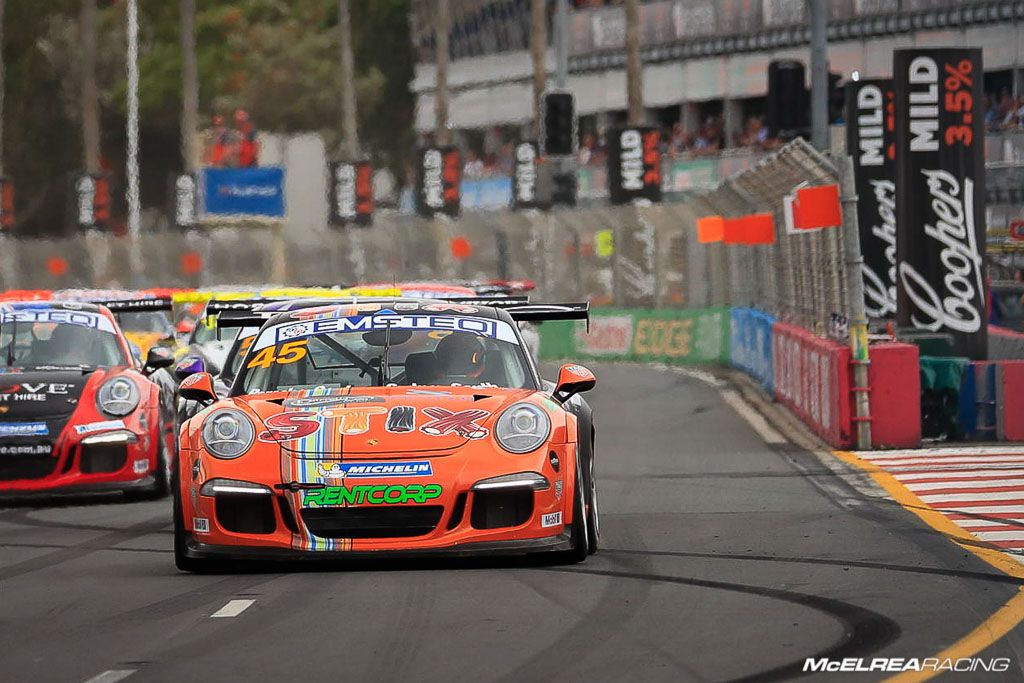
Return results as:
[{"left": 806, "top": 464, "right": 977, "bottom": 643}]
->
[
  {"left": 0, "top": 308, "right": 116, "bottom": 334},
  {"left": 253, "top": 314, "right": 520, "bottom": 351}
]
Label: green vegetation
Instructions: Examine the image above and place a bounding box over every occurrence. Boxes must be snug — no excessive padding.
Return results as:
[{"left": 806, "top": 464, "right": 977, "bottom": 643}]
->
[{"left": 2, "top": 0, "right": 414, "bottom": 235}]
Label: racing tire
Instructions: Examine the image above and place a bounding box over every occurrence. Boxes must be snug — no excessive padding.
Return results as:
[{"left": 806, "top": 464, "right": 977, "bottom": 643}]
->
[
  {"left": 585, "top": 445, "right": 599, "bottom": 555},
  {"left": 124, "top": 432, "right": 171, "bottom": 502},
  {"left": 554, "top": 462, "right": 590, "bottom": 564},
  {"left": 172, "top": 464, "right": 218, "bottom": 573}
]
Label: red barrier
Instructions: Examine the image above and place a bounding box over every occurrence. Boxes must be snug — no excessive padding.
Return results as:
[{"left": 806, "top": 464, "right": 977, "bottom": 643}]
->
[
  {"left": 771, "top": 321, "right": 920, "bottom": 449},
  {"left": 868, "top": 342, "right": 921, "bottom": 449},
  {"left": 772, "top": 322, "right": 851, "bottom": 447},
  {"left": 1002, "top": 362, "right": 1024, "bottom": 442}
]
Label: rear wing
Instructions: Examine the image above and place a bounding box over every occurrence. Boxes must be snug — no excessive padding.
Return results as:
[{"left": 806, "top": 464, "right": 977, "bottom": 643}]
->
[
  {"left": 95, "top": 298, "right": 173, "bottom": 313},
  {"left": 206, "top": 297, "right": 589, "bottom": 330}
]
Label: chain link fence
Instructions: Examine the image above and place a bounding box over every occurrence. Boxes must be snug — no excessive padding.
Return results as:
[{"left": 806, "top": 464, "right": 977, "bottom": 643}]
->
[{"left": 0, "top": 139, "right": 850, "bottom": 335}]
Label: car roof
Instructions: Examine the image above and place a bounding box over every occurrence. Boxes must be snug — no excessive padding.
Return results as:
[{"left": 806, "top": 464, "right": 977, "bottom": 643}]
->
[{"left": 3, "top": 300, "right": 104, "bottom": 313}]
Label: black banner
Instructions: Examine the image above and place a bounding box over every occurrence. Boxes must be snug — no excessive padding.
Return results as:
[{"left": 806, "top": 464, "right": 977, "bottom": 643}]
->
[
  {"left": 0, "top": 179, "right": 13, "bottom": 232},
  {"left": 416, "top": 147, "right": 460, "bottom": 218},
  {"left": 607, "top": 127, "right": 662, "bottom": 205},
  {"left": 846, "top": 79, "right": 897, "bottom": 320},
  {"left": 894, "top": 48, "right": 986, "bottom": 359},
  {"left": 173, "top": 173, "right": 197, "bottom": 229},
  {"left": 512, "top": 141, "right": 540, "bottom": 210},
  {"left": 329, "top": 161, "right": 374, "bottom": 226},
  {"left": 74, "top": 173, "right": 110, "bottom": 230}
]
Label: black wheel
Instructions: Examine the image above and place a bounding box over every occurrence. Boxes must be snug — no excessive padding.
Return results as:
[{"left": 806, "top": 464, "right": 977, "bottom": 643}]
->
[
  {"left": 555, "top": 461, "right": 589, "bottom": 564},
  {"left": 585, "top": 444, "right": 599, "bottom": 555},
  {"left": 173, "top": 463, "right": 217, "bottom": 573},
  {"left": 124, "top": 431, "right": 171, "bottom": 502}
]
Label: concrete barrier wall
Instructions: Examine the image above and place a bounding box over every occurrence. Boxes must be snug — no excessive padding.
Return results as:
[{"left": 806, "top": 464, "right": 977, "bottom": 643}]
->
[
  {"left": 730, "top": 307, "right": 774, "bottom": 392},
  {"left": 771, "top": 321, "right": 852, "bottom": 448}
]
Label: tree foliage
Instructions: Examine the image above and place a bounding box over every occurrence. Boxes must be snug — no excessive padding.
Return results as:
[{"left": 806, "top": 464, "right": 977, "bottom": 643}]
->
[{"left": 3, "top": 0, "right": 414, "bottom": 235}]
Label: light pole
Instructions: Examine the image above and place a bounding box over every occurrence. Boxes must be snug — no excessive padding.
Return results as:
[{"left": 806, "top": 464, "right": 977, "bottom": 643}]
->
[
  {"left": 126, "top": 0, "right": 140, "bottom": 238},
  {"left": 434, "top": 0, "right": 450, "bottom": 146},
  {"left": 180, "top": 0, "right": 198, "bottom": 173},
  {"left": 338, "top": 0, "right": 360, "bottom": 160},
  {"left": 808, "top": 0, "right": 828, "bottom": 150}
]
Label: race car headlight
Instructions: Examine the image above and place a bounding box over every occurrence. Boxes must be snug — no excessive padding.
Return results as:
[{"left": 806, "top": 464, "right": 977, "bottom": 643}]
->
[
  {"left": 495, "top": 403, "right": 550, "bottom": 454},
  {"left": 97, "top": 377, "right": 140, "bottom": 417},
  {"left": 201, "top": 409, "right": 255, "bottom": 459}
]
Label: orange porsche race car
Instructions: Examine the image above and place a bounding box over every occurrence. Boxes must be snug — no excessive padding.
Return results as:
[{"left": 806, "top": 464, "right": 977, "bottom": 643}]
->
[{"left": 174, "top": 298, "right": 598, "bottom": 570}]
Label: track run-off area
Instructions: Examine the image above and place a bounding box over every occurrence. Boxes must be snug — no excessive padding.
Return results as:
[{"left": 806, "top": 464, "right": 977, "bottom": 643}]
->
[{"left": 2, "top": 362, "right": 1024, "bottom": 682}]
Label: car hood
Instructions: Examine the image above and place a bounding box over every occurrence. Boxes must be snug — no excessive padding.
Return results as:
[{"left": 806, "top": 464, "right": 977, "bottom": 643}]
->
[
  {"left": 241, "top": 386, "right": 537, "bottom": 457},
  {"left": 0, "top": 369, "right": 96, "bottom": 420}
]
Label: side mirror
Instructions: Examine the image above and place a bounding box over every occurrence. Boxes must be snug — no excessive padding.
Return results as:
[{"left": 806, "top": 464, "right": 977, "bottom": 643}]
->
[
  {"left": 143, "top": 346, "right": 175, "bottom": 374},
  {"left": 178, "top": 371, "right": 217, "bottom": 404},
  {"left": 554, "top": 363, "right": 596, "bottom": 403},
  {"left": 174, "top": 355, "right": 206, "bottom": 381}
]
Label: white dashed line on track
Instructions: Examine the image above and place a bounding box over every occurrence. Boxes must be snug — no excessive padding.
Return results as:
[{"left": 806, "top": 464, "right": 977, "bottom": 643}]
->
[
  {"left": 211, "top": 599, "right": 255, "bottom": 618},
  {"left": 83, "top": 670, "right": 136, "bottom": 683}
]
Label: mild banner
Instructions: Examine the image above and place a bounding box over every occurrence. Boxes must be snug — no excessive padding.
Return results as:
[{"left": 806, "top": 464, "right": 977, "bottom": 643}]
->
[
  {"left": 894, "top": 48, "right": 986, "bottom": 359},
  {"left": 846, "top": 79, "right": 897, "bottom": 319}
]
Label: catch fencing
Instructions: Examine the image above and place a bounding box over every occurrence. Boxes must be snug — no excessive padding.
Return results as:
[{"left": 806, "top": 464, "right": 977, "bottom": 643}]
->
[{"left": 0, "top": 140, "right": 853, "bottom": 337}]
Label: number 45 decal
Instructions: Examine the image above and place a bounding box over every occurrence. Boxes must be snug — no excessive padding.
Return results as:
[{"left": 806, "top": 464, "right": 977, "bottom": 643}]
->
[{"left": 246, "top": 340, "right": 308, "bottom": 369}]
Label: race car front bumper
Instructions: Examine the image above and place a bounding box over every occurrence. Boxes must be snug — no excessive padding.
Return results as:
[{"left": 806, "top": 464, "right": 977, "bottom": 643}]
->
[{"left": 184, "top": 530, "right": 573, "bottom": 562}]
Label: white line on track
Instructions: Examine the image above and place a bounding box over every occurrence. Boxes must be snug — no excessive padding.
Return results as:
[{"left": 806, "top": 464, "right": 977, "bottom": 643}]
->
[
  {"left": 211, "top": 599, "right": 255, "bottom": 618},
  {"left": 83, "top": 670, "right": 136, "bottom": 683},
  {"left": 855, "top": 446, "right": 1024, "bottom": 458},
  {"left": 944, "top": 505, "right": 1024, "bottom": 515},
  {"left": 719, "top": 389, "right": 786, "bottom": 445},
  {"left": 870, "top": 456, "right": 1024, "bottom": 467},
  {"left": 952, "top": 519, "right": 1024, "bottom": 529},
  {"left": 906, "top": 479, "right": 1024, "bottom": 492},
  {"left": 918, "top": 491, "right": 1024, "bottom": 504},
  {"left": 971, "top": 530, "right": 1024, "bottom": 542},
  {"left": 896, "top": 469, "right": 1024, "bottom": 481}
]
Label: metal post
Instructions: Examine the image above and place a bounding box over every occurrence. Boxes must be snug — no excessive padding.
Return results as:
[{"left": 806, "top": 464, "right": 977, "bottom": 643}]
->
[
  {"left": 434, "top": 0, "right": 450, "bottom": 147},
  {"left": 338, "top": 0, "right": 360, "bottom": 159},
  {"left": 180, "top": 0, "right": 198, "bottom": 173},
  {"left": 0, "top": 0, "right": 5, "bottom": 176},
  {"left": 81, "top": 0, "right": 100, "bottom": 175},
  {"left": 808, "top": 0, "right": 828, "bottom": 151},
  {"left": 126, "top": 0, "right": 141, "bottom": 238},
  {"left": 530, "top": 0, "right": 547, "bottom": 139},
  {"left": 840, "top": 154, "right": 872, "bottom": 450},
  {"left": 624, "top": 0, "right": 643, "bottom": 125},
  {"left": 554, "top": 0, "right": 568, "bottom": 89}
]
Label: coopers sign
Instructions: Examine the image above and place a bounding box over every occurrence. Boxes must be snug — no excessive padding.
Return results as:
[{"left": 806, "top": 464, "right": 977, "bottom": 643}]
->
[
  {"left": 329, "top": 161, "right": 373, "bottom": 226},
  {"left": 607, "top": 127, "right": 661, "bottom": 205},
  {"left": 894, "top": 48, "right": 986, "bottom": 359},
  {"left": 846, "top": 79, "right": 897, "bottom": 319},
  {"left": 416, "top": 147, "right": 460, "bottom": 218}
]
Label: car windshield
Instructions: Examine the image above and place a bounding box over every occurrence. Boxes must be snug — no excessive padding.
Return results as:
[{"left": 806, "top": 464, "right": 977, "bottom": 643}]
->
[
  {"left": 191, "top": 316, "right": 242, "bottom": 346},
  {"left": 0, "top": 308, "right": 128, "bottom": 368},
  {"left": 118, "top": 311, "right": 175, "bottom": 336},
  {"left": 237, "top": 312, "right": 533, "bottom": 393},
  {"left": 224, "top": 328, "right": 258, "bottom": 381}
]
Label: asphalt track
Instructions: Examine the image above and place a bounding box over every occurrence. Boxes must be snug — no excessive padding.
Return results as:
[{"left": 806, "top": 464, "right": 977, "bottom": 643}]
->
[{"left": 2, "top": 362, "right": 1024, "bottom": 682}]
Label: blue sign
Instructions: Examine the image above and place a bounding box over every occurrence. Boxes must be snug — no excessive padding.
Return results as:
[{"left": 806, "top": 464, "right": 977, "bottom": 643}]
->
[
  {"left": 202, "top": 167, "right": 285, "bottom": 218},
  {"left": 317, "top": 461, "right": 433, "bottom": 478},
  {"left": 730, "top": 308, "right": 775, "bottom": 392},
  {"left": 460, "top": 177, "right": 512, "bottom": 210},
  {"left": 0, "top": 422, "right": 49, "bottom": 437}
]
